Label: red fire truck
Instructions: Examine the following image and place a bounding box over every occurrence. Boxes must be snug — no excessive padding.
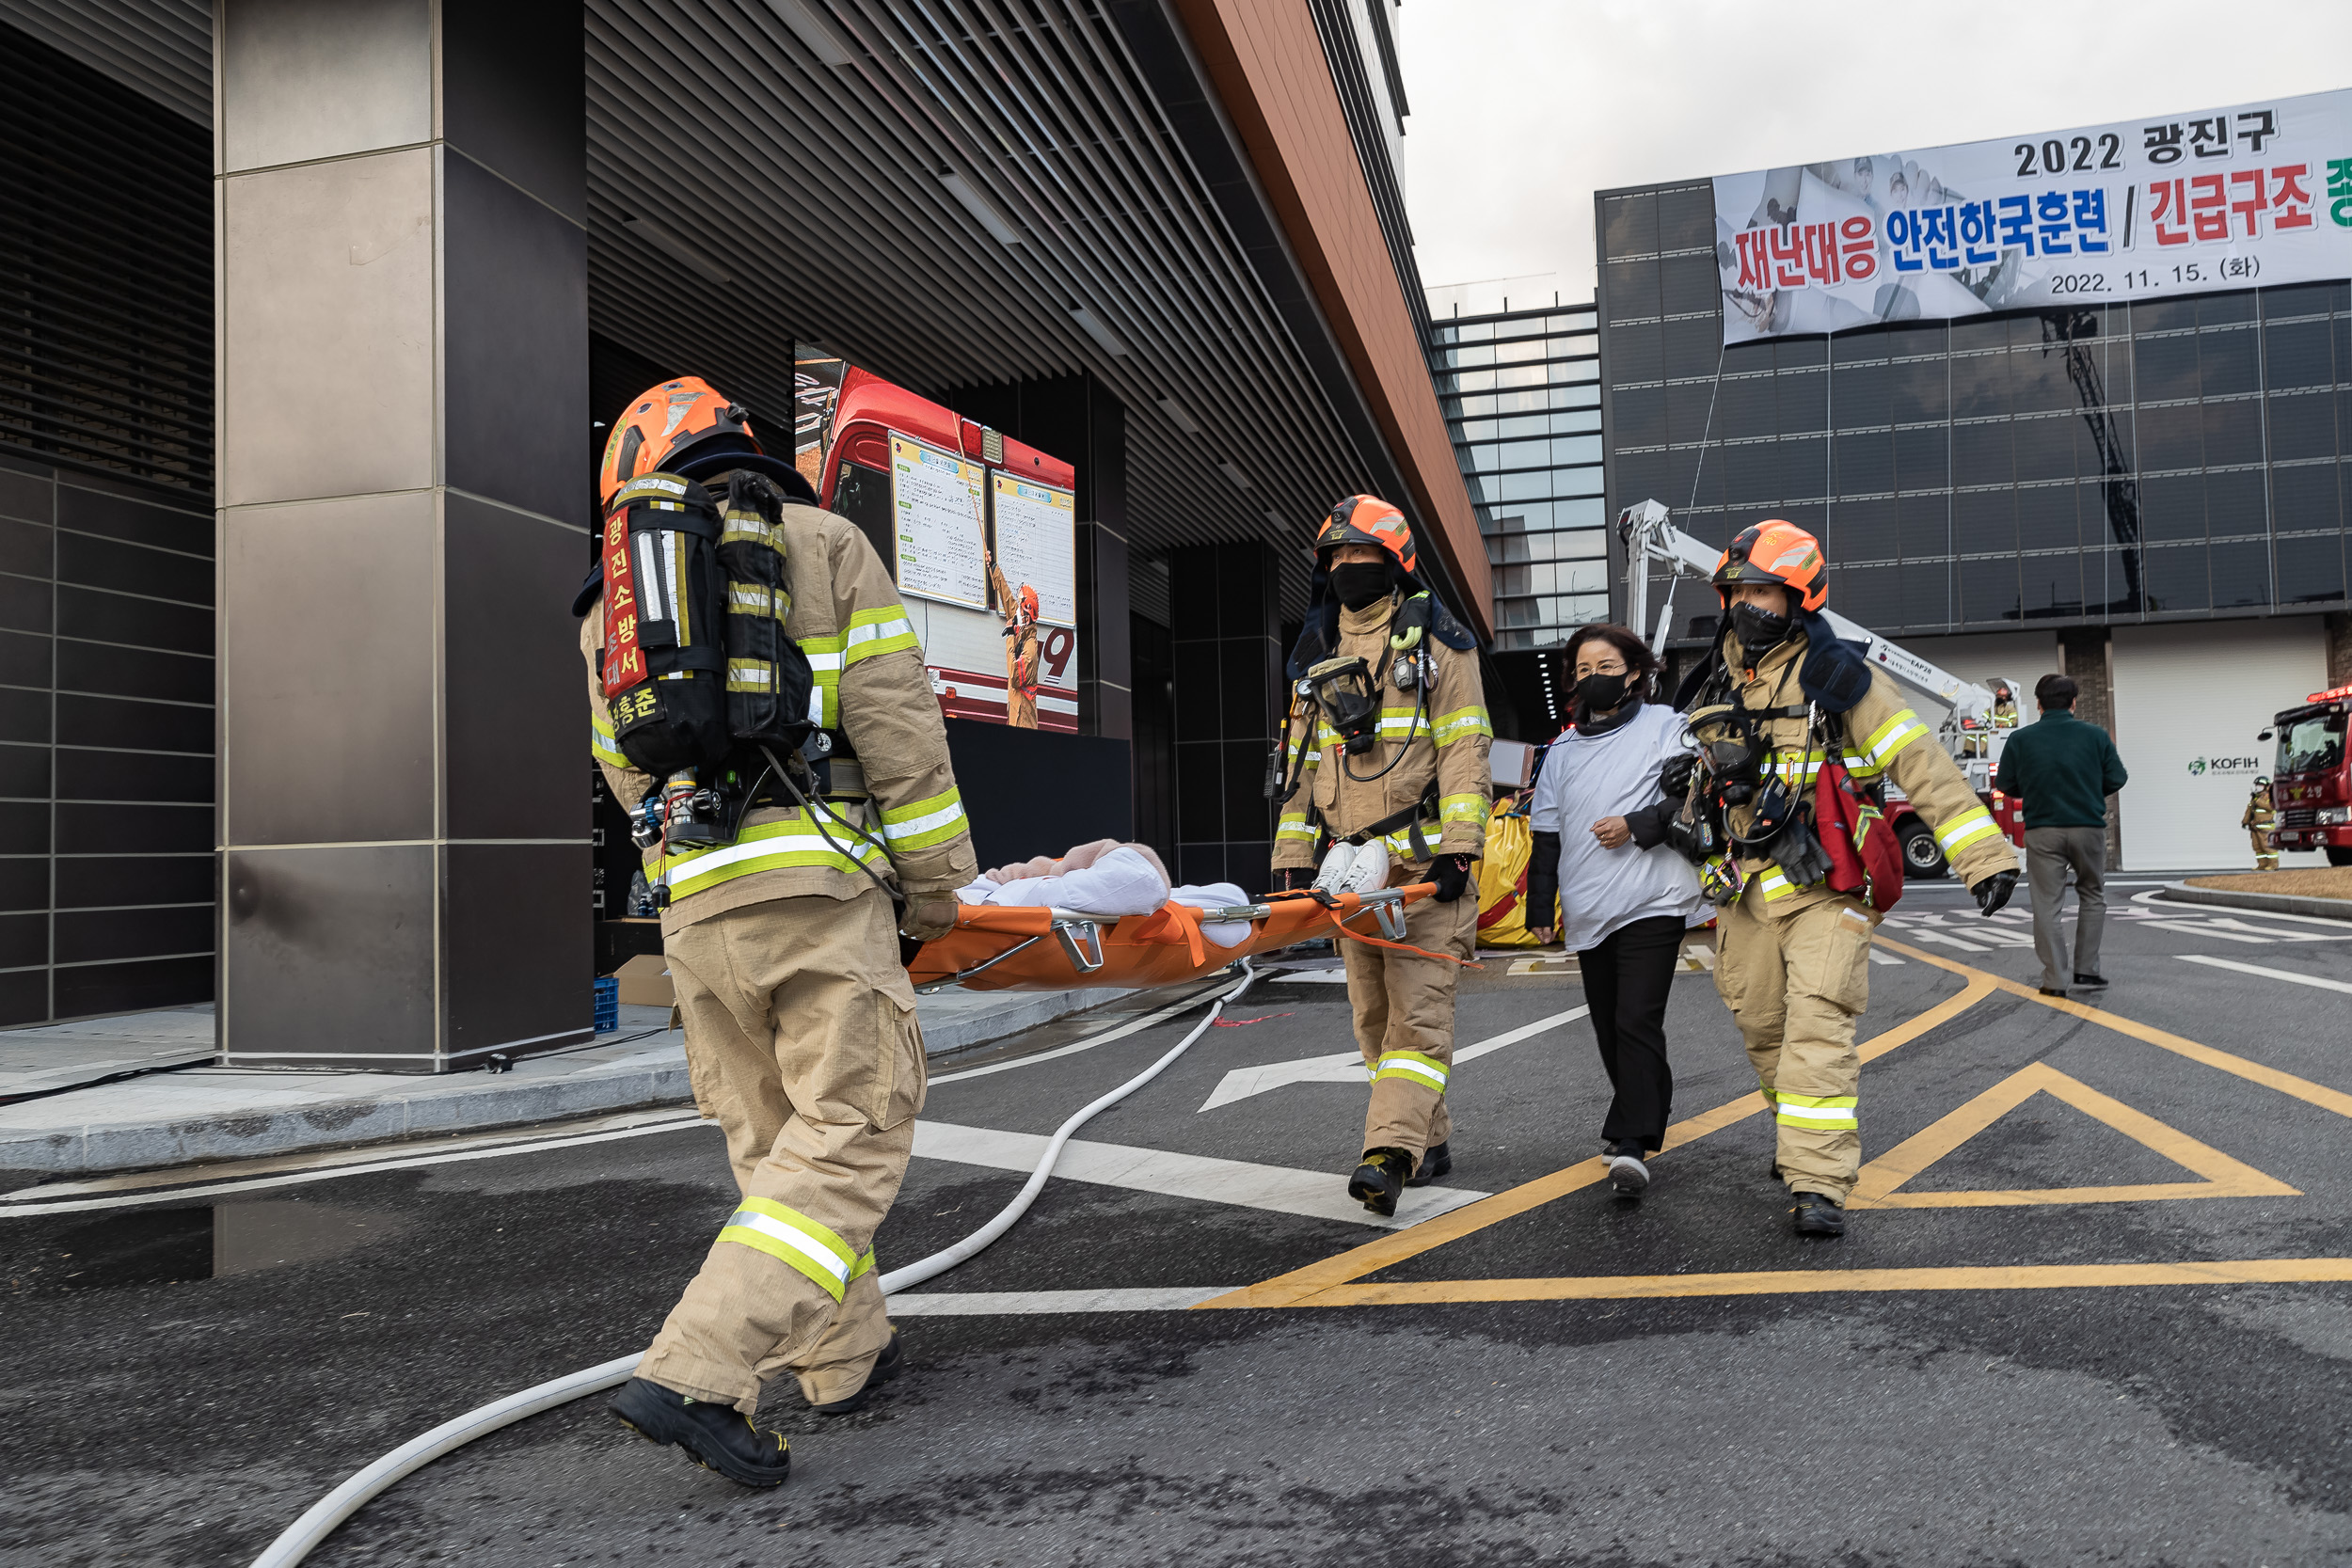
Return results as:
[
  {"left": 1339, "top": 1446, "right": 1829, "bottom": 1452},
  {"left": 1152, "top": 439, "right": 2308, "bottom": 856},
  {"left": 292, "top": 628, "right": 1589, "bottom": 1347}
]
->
[{"left": 2260, "top": 683, "right": 2352, "bottom": 865}]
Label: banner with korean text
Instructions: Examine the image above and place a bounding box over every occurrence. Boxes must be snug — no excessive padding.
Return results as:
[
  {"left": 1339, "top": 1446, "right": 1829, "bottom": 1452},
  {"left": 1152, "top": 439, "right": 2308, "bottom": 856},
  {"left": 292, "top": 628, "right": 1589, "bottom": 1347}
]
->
[{"left": 1714, "top": 87, "right": 2352, "bottom": 343}]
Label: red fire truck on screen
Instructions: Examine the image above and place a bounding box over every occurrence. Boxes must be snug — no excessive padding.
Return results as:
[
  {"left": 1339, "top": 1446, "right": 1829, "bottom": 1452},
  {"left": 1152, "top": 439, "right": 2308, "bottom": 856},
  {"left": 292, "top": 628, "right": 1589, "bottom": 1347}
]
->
[
  {"left": 2261, "top": 683, "right": 2352, "bottom": 865},
  {"left": 816, "top": 369, "right": 1079, "bottom": 732}
]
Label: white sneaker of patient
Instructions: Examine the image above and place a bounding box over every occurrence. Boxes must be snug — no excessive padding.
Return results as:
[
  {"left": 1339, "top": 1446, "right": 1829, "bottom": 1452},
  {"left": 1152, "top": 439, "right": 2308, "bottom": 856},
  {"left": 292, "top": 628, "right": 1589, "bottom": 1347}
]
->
[{"left": 955, "top": 838, "right": 1256, "bottom": 947}]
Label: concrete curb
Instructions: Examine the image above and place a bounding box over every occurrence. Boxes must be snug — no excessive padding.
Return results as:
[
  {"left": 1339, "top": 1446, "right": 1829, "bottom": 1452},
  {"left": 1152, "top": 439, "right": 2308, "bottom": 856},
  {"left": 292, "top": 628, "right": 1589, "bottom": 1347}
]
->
[
  {"left": 1, "top": 985, "right": 1143, "bottom": 1179},
  {"left": 1, "top": 1049, "right": 698, "bottom": 1177},
  {"left": 2159, "top": 880, "right": 2352, "bottom": 922}
]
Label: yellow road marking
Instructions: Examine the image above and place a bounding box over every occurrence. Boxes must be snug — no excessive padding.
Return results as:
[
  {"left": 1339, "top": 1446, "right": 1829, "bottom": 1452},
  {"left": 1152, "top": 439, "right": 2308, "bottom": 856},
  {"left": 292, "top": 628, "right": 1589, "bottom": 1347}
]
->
[
  {"left": 1873, "top": 936, "right": 2352, "bottom": 1122},
  {"left": 1846, "top": 1060, "right": 2298, "bottom": 1209},
  {"left": 1195, "top": 973, "right": 1999, "bottom": 1310},
  {"left": 1231, "top": 1257, "right": 2352, "bottom": 1307}
]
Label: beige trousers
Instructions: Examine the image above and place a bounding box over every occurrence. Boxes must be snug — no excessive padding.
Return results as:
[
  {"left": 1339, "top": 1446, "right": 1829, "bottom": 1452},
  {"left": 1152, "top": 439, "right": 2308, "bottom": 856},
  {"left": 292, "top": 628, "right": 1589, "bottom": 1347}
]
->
[
  {"left": 1341, "top": 881, "right": 1478, "bottom": 1170},
  {"left": 1713, "top": 890, "right": 1875, "bottom": 1202},
  {"left": 636, "top": 887, "right": 926, "bottom": 1413}
]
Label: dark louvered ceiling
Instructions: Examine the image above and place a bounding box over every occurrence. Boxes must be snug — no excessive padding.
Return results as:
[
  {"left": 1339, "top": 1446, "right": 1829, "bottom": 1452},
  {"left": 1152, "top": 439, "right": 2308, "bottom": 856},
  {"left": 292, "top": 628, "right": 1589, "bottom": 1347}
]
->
[
  {"left": 583, "top": 0, "right": 1396, "bottom": 610},
  {"left": 0, "top": 20, "right": 211, "bottom": 496}
]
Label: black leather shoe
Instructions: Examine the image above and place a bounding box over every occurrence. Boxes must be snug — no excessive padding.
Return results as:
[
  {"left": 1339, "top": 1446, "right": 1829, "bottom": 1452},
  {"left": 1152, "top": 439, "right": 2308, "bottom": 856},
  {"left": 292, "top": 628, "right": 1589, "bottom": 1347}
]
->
[
  {"left": 2074, "top": 973, "right": 2109, "bottom": 988},
  {"left": 2038, "top": 986, "right": 2067, "bottom": 998},
  {"left": 1348, "top": 1147, "right": 1413, "bottom": 1216},
  {"left": 812, "top": 1328, "right": 902, "bottom": 1416},
  {"left": 1789, "top": 1191, "right": 1846, "bottom": 1238},
  {"left": 609, "top": 1377, "right": 791, "bottom": 1488},
  {"left": 1405, "top": 1140, "right": 1452, "bottom": 1187}
]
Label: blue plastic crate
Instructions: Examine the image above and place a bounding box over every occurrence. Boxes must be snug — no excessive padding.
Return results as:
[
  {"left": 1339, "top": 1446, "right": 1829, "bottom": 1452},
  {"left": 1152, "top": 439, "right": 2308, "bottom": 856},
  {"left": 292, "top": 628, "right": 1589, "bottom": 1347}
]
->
[{"left": 593, "top": 974, "right": 619, "bottom": 1034}]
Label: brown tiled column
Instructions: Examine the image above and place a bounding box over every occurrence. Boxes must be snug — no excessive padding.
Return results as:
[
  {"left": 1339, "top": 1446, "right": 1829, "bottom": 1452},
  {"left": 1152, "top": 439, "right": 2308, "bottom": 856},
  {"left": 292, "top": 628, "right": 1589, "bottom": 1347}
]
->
[
  {"left": 215, "top": 0, "right": 589, "bottom": 1069},
  {"left": 2060, "top": 626, "right": 2122, "bottom": 868}
]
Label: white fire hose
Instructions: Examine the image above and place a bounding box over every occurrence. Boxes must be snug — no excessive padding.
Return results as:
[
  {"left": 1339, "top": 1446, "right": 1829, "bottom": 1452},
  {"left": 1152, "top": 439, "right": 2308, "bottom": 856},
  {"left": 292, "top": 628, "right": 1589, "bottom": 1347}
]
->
[{"left": 249, "top": 960, "right": 1263, "bottom": 1568}]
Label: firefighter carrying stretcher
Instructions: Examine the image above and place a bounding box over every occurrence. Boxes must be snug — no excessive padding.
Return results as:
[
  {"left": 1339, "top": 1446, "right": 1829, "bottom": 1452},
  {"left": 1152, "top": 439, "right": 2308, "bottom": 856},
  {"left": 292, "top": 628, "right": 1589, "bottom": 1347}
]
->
[
  {"left": 1671, "top": 520, "right": 2018, "bottom": 1238},
  {"left": 1270, "top": 497, "right": 1491, "bottom": 1215}
]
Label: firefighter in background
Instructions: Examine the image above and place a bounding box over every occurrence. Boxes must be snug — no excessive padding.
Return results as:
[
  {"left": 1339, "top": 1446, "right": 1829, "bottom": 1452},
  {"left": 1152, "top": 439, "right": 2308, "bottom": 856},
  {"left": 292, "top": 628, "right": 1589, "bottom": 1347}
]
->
[
  {"left": 1271, "top": 497, "right": 1491, "bottom": 1214},
  {"left": 2244, "top": 777, "right": 2280, "bottom": 871},
  {"left": 582, "top": 379, "right": 976, "bottom": 1487},
  {"left": 986, "top": 550, "right": 1041, "bottom": 728},
  {"left": 1690, "top": 520, "right": 2018, "bottom": 1238}
]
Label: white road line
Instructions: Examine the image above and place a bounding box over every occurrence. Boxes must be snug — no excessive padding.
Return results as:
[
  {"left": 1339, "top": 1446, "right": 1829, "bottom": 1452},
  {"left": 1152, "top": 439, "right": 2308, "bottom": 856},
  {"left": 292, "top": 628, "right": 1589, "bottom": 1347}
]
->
[
  {"left": 2178, "top": 954, "right": 2352, "bottom": 994},
  {"left": 1196, "top": 1005, "right": 1590, "bottom": 1112},
  {"left": 929, "top": 982, "right": 1232, "bottom": 1086},
  {"left": 1902, "top": 929, "right": 1992, "bottom": 953},
  {"left": 1867, "top": 950, "right": 1906, "bottom": 965},
  {"left": 0, "top": 1117, "right": 718, "bottom": 1217},
  {"left": 2140, "top": 921, "right": 2280, "bottom": 944},
  {"left": 888, "top": 1287, "right": 1231, "bottom": 1314},
  {"left": 913, "top": 1120, "right": 1491, "bottom": 1229}
]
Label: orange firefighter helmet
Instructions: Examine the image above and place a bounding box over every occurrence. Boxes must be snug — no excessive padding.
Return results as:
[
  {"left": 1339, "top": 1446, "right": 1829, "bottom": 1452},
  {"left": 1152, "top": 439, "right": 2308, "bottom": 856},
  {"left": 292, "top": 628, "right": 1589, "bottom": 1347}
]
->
[
  {"left": 598, "top": 376, "right": 765, "bottom": 505},
  {"left": 1712, "top": 518, "right": 1827, "bottom": 613},
  {"left": 1314, "top": 494, "right": 1418, "bottom": 578},
  {"left": 1018, "top": 583, "right": 1041, "bottom": 623}
]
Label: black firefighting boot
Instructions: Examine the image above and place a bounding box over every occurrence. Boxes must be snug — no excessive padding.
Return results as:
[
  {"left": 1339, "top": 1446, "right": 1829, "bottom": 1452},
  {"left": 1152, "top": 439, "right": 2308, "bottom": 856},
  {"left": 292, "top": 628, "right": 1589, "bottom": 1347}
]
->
[
  {"left": 813, "top": 1328, "right": 903, "bottom": 1416},
  {"left": 1348, "top": 1147, "right": 1414, "bottom": 1216},
  {"left": 608, "top": 1377, "right": 791, "bottom": 1488},
  {"left": 1789, "top": 1191, "right": 1847, "bottom": 1238},
  {"left": 1405, "top": 1140, "right": 1453, "bottom": 1187}
]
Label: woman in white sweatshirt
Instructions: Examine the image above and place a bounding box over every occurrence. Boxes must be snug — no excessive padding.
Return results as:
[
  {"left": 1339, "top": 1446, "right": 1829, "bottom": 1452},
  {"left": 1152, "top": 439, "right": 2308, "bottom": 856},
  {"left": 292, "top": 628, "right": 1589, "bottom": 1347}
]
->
[{"left": 1523, "top": 624, "right": 1708, "bottom": 1197}]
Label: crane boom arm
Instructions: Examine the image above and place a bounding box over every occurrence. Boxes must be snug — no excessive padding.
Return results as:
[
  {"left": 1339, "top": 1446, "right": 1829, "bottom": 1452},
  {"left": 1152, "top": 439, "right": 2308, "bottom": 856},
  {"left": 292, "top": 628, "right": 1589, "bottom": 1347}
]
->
[{"left": 1615, "top": 499, "right": 1997, "bottom": 726}]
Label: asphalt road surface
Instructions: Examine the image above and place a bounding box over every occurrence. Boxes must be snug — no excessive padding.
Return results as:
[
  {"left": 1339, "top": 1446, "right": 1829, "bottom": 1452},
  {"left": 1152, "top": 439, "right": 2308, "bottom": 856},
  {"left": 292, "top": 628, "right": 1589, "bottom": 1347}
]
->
[{"left": 8, "top": 879, "right": 2352, "bottom": 1566}]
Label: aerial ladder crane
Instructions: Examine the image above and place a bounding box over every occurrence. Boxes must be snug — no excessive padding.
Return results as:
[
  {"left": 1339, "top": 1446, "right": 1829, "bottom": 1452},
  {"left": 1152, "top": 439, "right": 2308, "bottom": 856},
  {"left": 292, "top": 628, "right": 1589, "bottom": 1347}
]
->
[{"left": 1616, "top": 499, "right": 2030, "bottom": 876}]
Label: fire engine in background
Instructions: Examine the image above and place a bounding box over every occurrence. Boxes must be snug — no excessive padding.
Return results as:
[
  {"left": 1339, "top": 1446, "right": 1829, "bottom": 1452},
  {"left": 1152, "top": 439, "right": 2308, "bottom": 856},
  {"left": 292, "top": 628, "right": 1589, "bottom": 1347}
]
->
[
  {"left": 2260, "top": 684, "right": 2352, "bottom": 865},
  {"left": 1617, "top": 499, "right": 2029, "bottom": 879}
]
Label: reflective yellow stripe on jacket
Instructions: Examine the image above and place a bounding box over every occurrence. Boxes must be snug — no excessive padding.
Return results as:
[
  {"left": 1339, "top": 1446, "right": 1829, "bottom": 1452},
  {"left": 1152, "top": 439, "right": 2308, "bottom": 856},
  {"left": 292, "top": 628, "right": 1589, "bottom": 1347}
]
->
[
  {"left": 1276, "top": 809, "right": 1317, "bottom": 843},
  {"left": 800, "top": 607, "right": 921, "bottom": 727},
  {"left": 879, "top": 787, "right": 967, "bottom": 853},
  {"left": 1935, "top": 804, "right": 2002, "bottom": 858},
  {"left": 591, "top": 709, "right": 627, "bottom": 768},
  {"left": 1860, "top": 707, "right": 1930, "bottom": 768},
  {"left": 1432, "top": 705, "right": 1492, "bottom": 748},
  {"left": 655, "top": 810, "right": 886, "bottom": 900}
]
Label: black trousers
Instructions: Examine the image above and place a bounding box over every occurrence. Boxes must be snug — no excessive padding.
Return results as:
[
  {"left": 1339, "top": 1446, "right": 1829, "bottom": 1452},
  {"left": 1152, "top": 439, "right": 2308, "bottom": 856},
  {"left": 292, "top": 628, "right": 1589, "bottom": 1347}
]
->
[{"left": 1579, "top": 913, "right": 1685, "bottom": 1153}]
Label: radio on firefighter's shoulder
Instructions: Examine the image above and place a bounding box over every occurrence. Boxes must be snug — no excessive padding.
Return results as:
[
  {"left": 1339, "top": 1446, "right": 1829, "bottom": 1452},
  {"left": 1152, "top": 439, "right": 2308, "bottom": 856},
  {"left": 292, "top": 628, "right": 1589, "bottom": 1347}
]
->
[{"left": 1301, "top": 655, "right": 1381, "bottom": 754}]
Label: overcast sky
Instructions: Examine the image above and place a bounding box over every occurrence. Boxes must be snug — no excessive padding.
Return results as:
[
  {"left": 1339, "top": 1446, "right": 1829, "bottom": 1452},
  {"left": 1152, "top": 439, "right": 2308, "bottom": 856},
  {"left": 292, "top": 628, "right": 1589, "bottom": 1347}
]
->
[{"left": 1402, "top": 0, "right": 2352, "bottom": 307}]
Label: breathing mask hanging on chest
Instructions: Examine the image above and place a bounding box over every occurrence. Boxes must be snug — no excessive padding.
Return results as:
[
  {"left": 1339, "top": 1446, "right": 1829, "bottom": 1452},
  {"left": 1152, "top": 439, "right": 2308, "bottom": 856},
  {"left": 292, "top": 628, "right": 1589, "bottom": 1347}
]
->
[
  {"left": 1302, "top": 656, "right": 1382, "bottom": 755},
  {"left": 1685, "top": 703, "right": 1768, "bottom": 806}
]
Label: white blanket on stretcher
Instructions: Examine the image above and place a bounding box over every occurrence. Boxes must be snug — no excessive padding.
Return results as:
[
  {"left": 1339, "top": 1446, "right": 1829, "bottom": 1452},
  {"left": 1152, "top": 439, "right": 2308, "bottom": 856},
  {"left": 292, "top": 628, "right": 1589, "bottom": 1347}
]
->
[{"left": 955, "top": 846, "right": 1256, "bottom": 947}]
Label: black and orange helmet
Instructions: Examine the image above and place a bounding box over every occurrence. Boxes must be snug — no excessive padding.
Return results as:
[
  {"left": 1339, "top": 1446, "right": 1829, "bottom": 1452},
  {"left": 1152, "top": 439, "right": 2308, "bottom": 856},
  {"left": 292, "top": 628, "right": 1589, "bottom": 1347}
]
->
[
  {"left": 598, "top": 377, "right": 815, "bottom": 506},
  {"left": 1314, "top": 494, "right": 1418, "bottom": 578},
  {"left": 1018, "top": 583, "right": 1040, "bottom": 623},
  {"left": 1713, "top": 518, "right": 1827, "bottom": 613}
]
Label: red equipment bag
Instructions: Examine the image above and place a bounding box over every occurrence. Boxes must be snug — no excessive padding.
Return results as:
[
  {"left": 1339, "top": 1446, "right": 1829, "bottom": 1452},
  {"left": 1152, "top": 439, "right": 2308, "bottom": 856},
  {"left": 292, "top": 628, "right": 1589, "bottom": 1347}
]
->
[{"left": 1813, "top": 753, "right": 1905, "bottom": 913}]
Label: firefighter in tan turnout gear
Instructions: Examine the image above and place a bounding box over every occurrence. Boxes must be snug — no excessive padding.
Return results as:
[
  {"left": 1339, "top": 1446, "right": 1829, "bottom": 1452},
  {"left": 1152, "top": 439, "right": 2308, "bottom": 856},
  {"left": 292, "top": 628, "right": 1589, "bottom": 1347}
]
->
[
  {"left": 1683, "top": 520, "right": 2018, "bottom": 1238},
  {"left": 1271, "top": 497, "right": 1491, "bottom": 1215},
  {"left": 580, "top": 379, "right": 975, "bottom": 1487}
]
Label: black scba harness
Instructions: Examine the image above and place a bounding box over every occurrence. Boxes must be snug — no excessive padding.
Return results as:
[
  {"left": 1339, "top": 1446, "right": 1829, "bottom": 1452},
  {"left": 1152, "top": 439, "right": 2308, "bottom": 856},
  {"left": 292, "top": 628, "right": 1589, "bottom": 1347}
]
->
[{"left": 1669, "top": 657, "right": 1851, "bottom": 893}]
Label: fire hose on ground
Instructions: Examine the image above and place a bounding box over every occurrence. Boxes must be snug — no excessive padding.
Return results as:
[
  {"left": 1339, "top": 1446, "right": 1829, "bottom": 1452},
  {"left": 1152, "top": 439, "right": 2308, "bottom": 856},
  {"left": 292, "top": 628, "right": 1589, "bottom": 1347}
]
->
[{"left": 247, "top": 958, "right": 1264, "bottom": 1568}]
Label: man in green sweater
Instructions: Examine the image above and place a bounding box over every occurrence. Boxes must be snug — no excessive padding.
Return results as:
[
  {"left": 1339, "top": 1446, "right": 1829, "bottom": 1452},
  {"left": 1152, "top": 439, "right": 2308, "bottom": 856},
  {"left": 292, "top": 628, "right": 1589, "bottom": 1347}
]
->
[{"left": 1994, "top": 673, "right": 2129, "bottom": 996}]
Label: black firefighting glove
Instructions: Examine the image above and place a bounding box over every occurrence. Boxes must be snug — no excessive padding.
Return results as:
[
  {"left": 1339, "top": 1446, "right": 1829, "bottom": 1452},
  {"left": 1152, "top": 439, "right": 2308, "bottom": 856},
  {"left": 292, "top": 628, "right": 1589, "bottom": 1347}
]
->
[
  {"left": 1430, "top": 853, "right": 1474, "bottom": 904},
  {"left": 1657, "top": 752, "right": 1697, "bottom": 800},
  {"left": 1972, "top": 869, "right": 2017, "bottom": 917}
]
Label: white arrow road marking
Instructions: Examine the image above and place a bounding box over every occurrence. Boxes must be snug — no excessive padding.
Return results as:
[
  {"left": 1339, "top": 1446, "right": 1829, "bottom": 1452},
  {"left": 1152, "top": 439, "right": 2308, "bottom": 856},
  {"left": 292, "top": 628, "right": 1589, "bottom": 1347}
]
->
[
  {"left": 1196, "top": 1005, "right": 1591, "bottom": 1113},
  {"left": 911, "top": 1121, "right": 1491, "bottom": 1229},
  {"left": 2178, "top": 954, "right": 2352, "bottom": 994}
]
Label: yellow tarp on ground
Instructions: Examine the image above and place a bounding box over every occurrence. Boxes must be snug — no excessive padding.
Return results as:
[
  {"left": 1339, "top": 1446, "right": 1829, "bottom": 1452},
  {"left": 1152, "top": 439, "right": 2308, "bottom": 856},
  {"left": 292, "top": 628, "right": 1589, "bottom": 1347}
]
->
[{"left": 1476, "top": 796, "right": 1552, "bottom": 948}]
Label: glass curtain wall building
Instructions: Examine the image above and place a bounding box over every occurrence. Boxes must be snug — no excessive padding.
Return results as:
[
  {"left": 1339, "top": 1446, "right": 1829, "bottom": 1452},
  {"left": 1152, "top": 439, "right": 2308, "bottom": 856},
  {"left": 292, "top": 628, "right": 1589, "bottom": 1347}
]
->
[
  {"left": 1600, "top": 180, "right": 2351, "bottom": 636},
  {"left": 1597, "top": 177, "right": 2352, "bottom": 868},
  {"left": 1429, "top": 303, "right": 1606, "bottom": 657}
]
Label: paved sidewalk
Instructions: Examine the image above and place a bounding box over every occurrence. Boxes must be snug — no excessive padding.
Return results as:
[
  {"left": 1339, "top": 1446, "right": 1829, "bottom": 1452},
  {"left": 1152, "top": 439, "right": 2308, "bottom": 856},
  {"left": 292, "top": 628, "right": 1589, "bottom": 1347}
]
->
[{"left": 0, "top": 982, "right": 1138, "bottom": 1179}]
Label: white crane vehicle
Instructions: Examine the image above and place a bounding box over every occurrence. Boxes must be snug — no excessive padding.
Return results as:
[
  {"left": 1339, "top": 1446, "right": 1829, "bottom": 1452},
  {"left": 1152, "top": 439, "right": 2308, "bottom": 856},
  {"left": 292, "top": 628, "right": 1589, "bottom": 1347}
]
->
[{"left": 1616, "top": 499, "right": 2029, "bottom": 879}]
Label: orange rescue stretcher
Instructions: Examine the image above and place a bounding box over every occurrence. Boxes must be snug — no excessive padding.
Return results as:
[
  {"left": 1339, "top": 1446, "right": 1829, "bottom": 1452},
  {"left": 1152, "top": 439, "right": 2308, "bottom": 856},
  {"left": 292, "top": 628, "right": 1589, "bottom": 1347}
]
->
[{"left": 909, "top": 884, "right": 1438, "bottom": 994}]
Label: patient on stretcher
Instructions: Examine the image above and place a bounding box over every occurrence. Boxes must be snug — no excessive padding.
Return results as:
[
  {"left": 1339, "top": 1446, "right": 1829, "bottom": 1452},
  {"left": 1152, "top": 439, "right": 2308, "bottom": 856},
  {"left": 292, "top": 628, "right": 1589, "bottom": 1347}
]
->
[{"left": 955, "top": 838, "right": 1256, "bottom": 947}]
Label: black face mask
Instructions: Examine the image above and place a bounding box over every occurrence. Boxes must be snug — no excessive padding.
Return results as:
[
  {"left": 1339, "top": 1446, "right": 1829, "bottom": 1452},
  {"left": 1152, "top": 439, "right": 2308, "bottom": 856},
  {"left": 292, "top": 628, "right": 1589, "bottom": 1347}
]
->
[
  {"left": 1330, "top": 562, "right": 1391, "bottom": 610},
  {"left": 1729, "top": 601, "right": 1793, "bottom": 661},
  {"left": 1574, "top": 671, "right": 1631, "bottom": 714}
]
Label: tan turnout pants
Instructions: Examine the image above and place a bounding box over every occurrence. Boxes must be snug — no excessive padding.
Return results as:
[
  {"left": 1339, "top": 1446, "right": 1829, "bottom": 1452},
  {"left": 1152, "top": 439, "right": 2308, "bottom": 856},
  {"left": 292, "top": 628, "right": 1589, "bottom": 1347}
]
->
[
  {"left": 1342, "top": 877, "right": 1478, "bottom": 1171},
  {"left": 2252, "top": 829, "right": 2280, "bottom": 871},
  {"left": 1713, "top": 889, "right": 1876, "bottom": 1202},
  {"left": 635, "top": 886, "right": 926, "bottom": 1413}
]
